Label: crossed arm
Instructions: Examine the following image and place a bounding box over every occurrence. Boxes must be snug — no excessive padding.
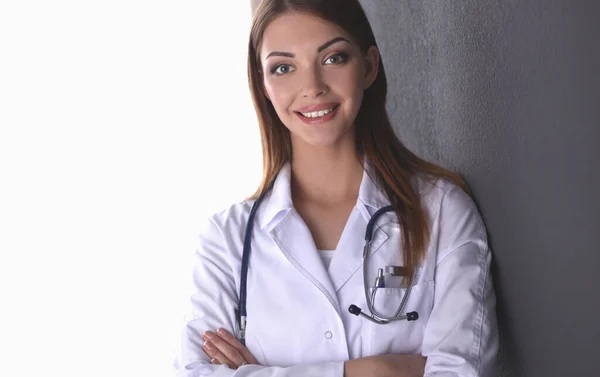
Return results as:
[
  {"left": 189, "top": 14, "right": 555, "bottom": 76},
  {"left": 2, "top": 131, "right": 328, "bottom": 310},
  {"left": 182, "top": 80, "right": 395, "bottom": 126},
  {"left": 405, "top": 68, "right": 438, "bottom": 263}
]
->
[
  {"left": 201, "top": 327, "right": 426, "bottom": 377},
  {"left": 181, "top": 187, "right": 498, "bottom": 376}
]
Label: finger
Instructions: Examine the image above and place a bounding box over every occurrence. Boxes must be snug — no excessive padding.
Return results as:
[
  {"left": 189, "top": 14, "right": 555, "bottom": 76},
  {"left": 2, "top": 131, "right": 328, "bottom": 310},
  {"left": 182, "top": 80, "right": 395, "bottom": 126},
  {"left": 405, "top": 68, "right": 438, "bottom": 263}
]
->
[
  {"left": 202, "top": 341, "right": 235, "bottom": 369},
  {"left": 216, "top": 328, "right": 258, "bottom": 364},
  {"left": 205, "top": 332, "right": 246, "bottom": 367}
]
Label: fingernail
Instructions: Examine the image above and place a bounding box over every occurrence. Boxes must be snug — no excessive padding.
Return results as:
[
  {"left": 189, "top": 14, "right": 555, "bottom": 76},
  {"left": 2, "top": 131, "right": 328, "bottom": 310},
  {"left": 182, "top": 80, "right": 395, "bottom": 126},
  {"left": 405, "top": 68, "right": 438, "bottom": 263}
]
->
[
  {"left": 205, "top": 331, "right": 215, "bottom": 339},
  {"left": 203, "top": 341, "right": 213, "bottom": 351},
  {"left": 217, "top": 328, "right": 226, "bottom": 335}
]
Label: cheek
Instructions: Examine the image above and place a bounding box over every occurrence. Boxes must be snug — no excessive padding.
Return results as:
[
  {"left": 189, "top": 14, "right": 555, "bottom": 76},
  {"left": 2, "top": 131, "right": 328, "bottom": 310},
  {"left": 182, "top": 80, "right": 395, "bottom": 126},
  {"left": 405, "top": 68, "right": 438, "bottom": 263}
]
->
[
  {"left": 334, "top": 77, "right": 364, "bottom": 109},
  {"left": 330, "top": 65, "right": 364, "bottom": 98},
  {"left": 264, "top": 80, "right": 294, "bottom": 114}
]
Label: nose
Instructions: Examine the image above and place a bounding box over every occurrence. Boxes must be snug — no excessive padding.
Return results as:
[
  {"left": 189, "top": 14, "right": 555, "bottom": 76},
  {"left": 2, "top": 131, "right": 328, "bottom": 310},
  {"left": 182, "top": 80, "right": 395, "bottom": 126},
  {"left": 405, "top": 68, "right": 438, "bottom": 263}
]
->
[{"left": 300, "top": 68, "right": 328, "bottom": 98}]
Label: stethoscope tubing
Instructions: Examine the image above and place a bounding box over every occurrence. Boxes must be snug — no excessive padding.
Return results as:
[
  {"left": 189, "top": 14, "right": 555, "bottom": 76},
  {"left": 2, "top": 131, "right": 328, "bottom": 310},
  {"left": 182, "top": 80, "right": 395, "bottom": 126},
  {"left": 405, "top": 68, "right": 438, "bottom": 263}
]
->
[{"left": 237, "top": 191, "right": 417, "bottom": 344}]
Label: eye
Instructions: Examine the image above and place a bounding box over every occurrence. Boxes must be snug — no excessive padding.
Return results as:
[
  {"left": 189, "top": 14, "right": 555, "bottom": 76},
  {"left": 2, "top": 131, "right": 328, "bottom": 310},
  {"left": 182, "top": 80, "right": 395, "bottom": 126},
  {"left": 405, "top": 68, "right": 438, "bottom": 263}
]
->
[
  {"left": 324, "top": 53, "right": 349, "bottom": 65},
  {"left": 271, "top": 64, "right": 295, "bottom": 75}
]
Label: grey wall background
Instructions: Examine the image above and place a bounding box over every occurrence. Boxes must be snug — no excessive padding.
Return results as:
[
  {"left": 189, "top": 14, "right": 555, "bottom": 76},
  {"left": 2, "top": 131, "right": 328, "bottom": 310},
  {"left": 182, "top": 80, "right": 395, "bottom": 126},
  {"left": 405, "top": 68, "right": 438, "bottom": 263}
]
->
[{"left": 358, "top": 1, "right": 600, "bottom": 376}]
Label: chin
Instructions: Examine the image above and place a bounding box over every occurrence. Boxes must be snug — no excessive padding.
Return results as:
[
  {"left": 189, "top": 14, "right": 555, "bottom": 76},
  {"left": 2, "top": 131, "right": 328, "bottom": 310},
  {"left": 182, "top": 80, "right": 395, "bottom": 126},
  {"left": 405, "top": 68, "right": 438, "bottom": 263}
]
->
[
  {"left": 288, "top": 119, "right": 355, "bottom": 149},
  {"left": 294, "top": 132, "right": 349, "bottom": 149}
]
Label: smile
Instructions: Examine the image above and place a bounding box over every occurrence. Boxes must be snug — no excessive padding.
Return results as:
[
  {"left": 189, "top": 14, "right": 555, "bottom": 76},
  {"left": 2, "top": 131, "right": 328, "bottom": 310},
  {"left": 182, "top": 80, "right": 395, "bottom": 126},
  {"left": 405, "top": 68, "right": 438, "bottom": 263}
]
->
[
  {"left": 299, "top": 106, "right": 336, "bottom": 118},
  {"left": 295, "top": 104, "right": 340, "bottom": 124}
]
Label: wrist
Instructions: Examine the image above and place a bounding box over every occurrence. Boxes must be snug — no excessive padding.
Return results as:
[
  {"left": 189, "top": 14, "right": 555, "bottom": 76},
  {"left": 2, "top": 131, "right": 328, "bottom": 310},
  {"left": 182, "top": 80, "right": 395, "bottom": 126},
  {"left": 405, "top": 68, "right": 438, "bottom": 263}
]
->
[{"left": 344, "top": 356, "right": 382, "bottom": 377}]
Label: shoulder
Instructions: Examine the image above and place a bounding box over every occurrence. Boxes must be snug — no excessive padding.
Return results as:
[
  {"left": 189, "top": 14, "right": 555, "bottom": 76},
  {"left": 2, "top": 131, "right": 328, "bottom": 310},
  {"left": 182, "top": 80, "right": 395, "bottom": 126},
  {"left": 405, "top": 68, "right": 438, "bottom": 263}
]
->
[
  {"left": 412, "top": 173, "right": 479, "bottom": 222},
  {"left": 414, "top": 174, "right": 488, "bottom": 263},
  {"left": 195, "top": 198, "right": 256, "bottom": 263},
  {"left": 414, "top": 173, "right": 486, "bottom": 244},
  {"left": 200, "top": 198, "right": 256, "bottom": 237}
]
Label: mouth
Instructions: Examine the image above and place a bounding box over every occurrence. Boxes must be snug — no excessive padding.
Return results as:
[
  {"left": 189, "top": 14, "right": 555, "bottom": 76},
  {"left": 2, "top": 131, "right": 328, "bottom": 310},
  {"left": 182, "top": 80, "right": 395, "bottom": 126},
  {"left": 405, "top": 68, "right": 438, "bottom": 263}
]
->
[{"left": 295, "top": 104, "right": 340, "bottom": 124}]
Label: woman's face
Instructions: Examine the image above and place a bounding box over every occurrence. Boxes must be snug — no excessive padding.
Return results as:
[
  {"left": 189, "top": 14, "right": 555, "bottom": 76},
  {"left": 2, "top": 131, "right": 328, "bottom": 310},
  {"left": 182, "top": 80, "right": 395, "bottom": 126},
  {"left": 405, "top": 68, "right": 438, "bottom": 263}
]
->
[{"left": 259, "top": 11, "right": 378, "bottom": 149}]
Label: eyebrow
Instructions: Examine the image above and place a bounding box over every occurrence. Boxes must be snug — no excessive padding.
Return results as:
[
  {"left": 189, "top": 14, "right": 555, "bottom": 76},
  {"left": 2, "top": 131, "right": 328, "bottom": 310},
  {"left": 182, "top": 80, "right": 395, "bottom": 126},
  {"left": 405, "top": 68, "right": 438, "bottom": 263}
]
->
[{"left": 265, "top": 37, "right": 351, "bottom": 59}]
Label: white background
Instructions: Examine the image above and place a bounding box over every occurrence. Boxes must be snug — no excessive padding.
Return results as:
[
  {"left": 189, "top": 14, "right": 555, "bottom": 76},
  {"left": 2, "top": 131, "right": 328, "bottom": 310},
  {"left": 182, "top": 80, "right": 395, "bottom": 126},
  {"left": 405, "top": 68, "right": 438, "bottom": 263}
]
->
[{"left": 0, "top": 2, "right": 261, "bottom": 376}]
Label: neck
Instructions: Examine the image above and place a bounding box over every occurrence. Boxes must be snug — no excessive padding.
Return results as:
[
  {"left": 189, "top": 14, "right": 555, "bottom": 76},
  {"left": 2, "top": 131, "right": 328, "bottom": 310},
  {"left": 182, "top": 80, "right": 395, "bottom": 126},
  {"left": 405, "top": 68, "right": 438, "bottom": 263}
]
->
[{"left": 290, "top": 142, "right": 364, "bottom": 207}]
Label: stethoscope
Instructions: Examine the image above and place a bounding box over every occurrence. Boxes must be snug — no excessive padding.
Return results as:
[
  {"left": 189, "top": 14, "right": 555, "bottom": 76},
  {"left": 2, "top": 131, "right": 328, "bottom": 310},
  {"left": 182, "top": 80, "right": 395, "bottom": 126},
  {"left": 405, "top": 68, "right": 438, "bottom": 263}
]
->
[{"left": 235, "top": 188, "right": 419, "bottom": 345}]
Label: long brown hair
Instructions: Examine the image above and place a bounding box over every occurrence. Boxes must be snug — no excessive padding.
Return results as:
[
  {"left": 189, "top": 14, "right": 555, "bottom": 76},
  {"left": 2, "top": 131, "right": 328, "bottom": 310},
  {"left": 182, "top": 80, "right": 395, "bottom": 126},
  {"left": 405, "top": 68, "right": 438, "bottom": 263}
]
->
[{"left": 248, "top": 0, "right": 470, "bottom": 276}]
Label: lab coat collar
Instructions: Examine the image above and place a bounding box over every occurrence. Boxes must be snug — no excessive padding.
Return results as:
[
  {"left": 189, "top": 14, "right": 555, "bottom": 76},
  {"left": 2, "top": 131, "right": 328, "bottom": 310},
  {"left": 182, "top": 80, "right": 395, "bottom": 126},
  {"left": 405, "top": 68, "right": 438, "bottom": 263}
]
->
[
  {"left": 265, "top": 159, "right": 395, "bottom": 313},
  {"left": 257, "top": 162, "right": 294, "bottom": 231},
  {"left": 356, "top": 160, "right": 393, "bottom": 221},
  {"left": 257, "top": 160, "right": 393, "bottom": 231}
]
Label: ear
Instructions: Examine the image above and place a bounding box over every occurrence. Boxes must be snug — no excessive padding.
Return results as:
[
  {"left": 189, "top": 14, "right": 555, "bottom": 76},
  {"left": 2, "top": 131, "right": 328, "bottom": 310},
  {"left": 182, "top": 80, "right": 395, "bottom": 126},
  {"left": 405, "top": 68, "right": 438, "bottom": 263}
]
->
[{"left": 363, "top": 45, "right": 380, "bottom": 89}]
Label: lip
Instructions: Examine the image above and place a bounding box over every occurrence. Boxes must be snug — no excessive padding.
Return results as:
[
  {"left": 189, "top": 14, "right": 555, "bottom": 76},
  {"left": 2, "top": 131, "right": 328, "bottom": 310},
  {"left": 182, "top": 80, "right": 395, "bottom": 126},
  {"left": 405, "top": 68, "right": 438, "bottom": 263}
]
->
[
  {"left": 296, "top": 102, "right": 339, "bottom": 113},
  {"left": 295, "top": 104, "right": 339, "bottom": 125}
]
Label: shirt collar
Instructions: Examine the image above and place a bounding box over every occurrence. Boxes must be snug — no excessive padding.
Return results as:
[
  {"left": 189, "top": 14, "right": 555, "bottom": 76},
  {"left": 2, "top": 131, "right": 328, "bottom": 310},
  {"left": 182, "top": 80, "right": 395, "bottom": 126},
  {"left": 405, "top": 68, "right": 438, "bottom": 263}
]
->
[{"left": 256, "top": 160, "right": 392, "bottom": 230}]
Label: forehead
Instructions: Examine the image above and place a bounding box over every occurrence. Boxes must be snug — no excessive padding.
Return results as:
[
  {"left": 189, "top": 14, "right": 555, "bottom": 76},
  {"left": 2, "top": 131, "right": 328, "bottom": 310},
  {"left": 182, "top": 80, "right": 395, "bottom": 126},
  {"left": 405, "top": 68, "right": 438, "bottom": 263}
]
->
[{"left": 259, "top": 11, "right": 352, "bottom": 57}]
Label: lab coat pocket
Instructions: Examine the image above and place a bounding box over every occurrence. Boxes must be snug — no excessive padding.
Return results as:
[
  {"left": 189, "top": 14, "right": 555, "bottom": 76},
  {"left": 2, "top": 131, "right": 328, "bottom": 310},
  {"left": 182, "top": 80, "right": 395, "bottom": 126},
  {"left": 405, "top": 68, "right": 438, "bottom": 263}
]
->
[{"left": 363, "top": 281, "right": 434, "bottom": 356}]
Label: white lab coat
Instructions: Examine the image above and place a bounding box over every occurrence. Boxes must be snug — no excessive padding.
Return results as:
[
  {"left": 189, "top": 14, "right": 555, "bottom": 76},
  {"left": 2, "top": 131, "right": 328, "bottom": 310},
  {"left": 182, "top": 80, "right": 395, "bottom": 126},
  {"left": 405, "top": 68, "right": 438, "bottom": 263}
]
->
[{"left": 176, "top": 162, "right": 498, "bottom": 376}]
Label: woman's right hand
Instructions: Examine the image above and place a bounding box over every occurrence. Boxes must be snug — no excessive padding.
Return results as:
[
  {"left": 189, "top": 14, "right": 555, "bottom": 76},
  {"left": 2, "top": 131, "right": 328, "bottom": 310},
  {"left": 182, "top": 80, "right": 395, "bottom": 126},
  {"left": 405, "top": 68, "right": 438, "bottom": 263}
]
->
[
  {"left": 201, "top": 328, "right": 259, "bottom": 369},
  {"left": 344, "top": 354, "right": 427, "bottom": 377}
]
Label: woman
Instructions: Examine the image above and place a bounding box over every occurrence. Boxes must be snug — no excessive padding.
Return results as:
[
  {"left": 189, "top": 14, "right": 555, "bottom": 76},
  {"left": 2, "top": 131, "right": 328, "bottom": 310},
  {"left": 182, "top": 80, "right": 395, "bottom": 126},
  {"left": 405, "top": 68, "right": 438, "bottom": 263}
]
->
[{"left": 176, "top": 0, "right": 498, "bottom": 376}]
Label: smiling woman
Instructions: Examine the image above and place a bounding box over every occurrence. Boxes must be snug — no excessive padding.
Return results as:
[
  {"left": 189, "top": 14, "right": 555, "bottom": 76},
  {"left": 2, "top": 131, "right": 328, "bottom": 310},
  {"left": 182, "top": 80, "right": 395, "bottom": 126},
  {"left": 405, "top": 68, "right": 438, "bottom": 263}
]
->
[
  {"left": 260, "top": 14, "right": 377, "bottom": 150},
  {"left": 175, "top": 0, "right": 499, "bottom": 376}
]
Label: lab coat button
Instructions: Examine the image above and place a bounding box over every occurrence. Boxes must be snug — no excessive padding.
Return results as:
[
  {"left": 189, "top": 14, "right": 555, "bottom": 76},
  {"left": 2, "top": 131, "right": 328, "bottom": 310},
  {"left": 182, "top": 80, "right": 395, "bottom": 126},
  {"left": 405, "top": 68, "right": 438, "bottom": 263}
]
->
[{"left": 325, "top": 331, "right": 333, "bottom": 339}]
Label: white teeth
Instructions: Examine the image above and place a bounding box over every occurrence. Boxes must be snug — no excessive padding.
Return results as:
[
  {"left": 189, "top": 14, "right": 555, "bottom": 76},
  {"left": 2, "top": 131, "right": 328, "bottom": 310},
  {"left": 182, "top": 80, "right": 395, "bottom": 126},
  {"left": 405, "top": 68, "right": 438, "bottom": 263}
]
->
[{"left": 300, "top": 106, "right": 335, "bottom": 118}]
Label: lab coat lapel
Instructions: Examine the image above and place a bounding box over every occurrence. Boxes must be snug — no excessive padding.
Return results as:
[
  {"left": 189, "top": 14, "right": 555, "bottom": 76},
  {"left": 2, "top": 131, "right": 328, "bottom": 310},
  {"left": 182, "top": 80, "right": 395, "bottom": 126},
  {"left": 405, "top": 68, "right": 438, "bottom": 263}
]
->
[
  {"left": 328, "top": 163, "right": 395, "bottom": 292},
  {"left": 327, "top": 206, "right": 391, "bottom": 292},
  {"left": 270, "top": 210, "right": 342, "bottom": 316}
]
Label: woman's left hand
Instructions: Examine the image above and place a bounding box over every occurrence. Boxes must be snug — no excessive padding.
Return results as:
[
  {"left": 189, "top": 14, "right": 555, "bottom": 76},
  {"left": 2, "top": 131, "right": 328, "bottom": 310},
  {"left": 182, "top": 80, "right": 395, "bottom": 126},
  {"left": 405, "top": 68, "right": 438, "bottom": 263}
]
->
[{"left": 202, "top": 328, "right": 259, "bottom": 369}]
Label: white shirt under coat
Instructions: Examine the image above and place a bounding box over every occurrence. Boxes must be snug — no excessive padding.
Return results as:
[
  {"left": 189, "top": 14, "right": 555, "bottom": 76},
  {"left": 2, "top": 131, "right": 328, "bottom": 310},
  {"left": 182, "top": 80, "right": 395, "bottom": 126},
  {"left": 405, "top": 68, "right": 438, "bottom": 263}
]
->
[{"left": 176, "top": 162, "right": 499, "bottom": 376}]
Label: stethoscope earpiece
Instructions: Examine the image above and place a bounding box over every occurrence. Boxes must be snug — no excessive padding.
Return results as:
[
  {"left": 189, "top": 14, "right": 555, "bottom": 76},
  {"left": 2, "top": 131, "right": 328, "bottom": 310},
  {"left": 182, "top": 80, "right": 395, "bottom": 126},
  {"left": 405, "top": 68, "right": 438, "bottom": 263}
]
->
[
  {"left": 348, "top": 304, "right": 362, "bottom": 316},
  {"left": 349, "top": 304, "right": 419, "bottom": 324}
]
